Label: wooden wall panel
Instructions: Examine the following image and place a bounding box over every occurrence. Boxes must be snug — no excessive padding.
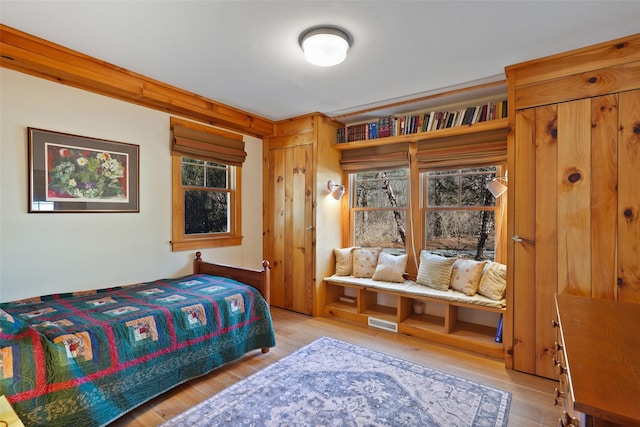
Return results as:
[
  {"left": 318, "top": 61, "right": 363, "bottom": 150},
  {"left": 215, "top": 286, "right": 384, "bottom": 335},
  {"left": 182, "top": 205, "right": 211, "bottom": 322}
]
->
[
  {"left": 513, "top": 61, "right": 640, "bottom": 110},
  {"left": 557, "top": 99, "right": 592, "bottom": 296},
  {"left": 508, "top": 33, "right": 640, "bottom": 380},
  {"left": 283, "top": 147, "right": 295, "bottom": 310},
  {"left": 270, "top": 149, "right": 287, "bottom": 308},
  {"left": 617, "top": 89, "right": 640, "bottom": 303},
  {"left": 289, "top": 145, "right": 313, "bottom": 314},
  {"left": 513, "top": 109, "right": 536, "bottom": 373},
  {"left": 506, "top": 35, "right": 640, "bottom": 89},
  {"left": 591, "top": 95, "right": 619, "bottom": 300},
  {"left": 534, "top": 105, "right": 558, "bottom": 379}
]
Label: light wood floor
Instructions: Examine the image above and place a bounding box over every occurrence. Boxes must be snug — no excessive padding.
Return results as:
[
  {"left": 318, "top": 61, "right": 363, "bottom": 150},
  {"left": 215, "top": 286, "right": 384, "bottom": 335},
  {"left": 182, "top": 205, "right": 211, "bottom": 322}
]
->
[{"left": 110, "top": 307, "right": 560, "bottom": 426}]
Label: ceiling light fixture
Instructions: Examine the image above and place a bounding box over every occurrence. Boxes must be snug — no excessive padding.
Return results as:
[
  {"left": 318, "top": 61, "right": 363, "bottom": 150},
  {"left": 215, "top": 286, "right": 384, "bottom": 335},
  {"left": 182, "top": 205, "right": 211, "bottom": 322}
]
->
[{"left": 299, "top": 26, "right": 351, "bottom": 67}]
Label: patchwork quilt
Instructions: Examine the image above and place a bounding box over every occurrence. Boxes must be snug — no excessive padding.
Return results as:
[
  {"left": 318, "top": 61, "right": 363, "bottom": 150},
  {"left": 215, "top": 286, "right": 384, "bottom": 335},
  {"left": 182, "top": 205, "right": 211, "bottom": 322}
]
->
[{"left": 0, "top": 274, "right": 276, "bottom": 427}]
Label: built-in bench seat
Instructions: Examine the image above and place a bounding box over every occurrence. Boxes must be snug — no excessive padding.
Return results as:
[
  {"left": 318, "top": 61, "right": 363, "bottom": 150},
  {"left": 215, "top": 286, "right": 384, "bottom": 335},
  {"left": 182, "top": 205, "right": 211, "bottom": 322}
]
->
[
  {"left": 323, "top": 274, "right": 506, "bottom": 310},
  {"left": 322, "top": 272, "right": 505, "bottom": 359},
  {"left": 322, "top": 249, "right": 506, "bottom": 358}
]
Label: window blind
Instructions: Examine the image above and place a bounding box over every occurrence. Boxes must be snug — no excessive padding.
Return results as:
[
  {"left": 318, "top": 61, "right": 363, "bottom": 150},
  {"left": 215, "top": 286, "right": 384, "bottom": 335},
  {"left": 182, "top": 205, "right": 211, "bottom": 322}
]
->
[
  {"left": 416, "top": 134, "right": 506, "bottom": 171},
  {"left": 171, "top": 117, "right": 246, "bottom": 166},
  {"left": 340, "top": 143, "right": 410, "bottom": 172}
]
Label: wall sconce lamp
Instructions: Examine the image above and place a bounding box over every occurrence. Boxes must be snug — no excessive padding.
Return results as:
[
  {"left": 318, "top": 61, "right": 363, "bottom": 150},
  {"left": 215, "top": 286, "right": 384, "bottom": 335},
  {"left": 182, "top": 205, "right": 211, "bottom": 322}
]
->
[
  {"left": 299, "top": 26, "right": 351, "bottom": 66},
  {"left": 486, "top": 176, "right": 508, "bottom": 198},
  {"left": 327, "top": 179, "right": 345, "bottom": 200}
]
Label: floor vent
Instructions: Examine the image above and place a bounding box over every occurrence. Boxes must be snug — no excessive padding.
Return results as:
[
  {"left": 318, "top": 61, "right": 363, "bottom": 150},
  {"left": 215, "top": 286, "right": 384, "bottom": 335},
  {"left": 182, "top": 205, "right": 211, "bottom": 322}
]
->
[{"left": 367, "top": 317, "right": 398, "bottom": 333}]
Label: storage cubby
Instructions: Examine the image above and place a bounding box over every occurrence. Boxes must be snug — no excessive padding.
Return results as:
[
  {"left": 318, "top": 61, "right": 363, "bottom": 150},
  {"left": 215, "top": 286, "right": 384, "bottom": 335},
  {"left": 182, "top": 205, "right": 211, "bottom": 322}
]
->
[{"left": 323, "top": 279, "right": 505, "bottom": 359}]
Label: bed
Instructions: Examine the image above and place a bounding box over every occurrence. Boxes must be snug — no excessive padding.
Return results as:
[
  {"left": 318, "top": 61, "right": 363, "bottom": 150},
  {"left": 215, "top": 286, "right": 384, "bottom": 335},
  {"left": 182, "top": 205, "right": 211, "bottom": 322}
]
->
[{"left": 0, "top": 252, "right": 276, "bottom": 427}]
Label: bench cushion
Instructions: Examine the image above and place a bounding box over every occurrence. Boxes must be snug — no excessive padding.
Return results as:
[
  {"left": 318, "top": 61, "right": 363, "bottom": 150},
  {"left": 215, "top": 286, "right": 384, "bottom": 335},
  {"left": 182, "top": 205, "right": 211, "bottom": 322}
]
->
[{"left": 324, "top": 275, "right": 506, "bottom": 309}]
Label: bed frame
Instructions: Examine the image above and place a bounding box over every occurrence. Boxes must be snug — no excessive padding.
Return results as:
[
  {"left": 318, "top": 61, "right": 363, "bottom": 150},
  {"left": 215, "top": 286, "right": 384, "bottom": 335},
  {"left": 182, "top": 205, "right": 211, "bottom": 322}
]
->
[
  {"left": 194, "top": 252, "right": 272, "bottom": 355},
  {"left": 193, "top": 251, "right": 271, "bottom": 305}
]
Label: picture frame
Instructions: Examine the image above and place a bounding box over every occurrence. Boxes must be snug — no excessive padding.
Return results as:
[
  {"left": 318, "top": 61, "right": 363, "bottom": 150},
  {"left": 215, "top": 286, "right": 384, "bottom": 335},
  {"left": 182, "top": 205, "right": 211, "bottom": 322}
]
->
[{"left": 28, "top": 128, "right": 139, "bottom": 213}]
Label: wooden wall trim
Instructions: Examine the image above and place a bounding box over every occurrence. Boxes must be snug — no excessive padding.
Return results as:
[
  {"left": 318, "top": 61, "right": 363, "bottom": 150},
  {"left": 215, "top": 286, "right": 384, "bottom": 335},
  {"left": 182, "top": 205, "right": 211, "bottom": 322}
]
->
[
  {"left": 505, "top": 33, "right": 640, "bottom": 109},
  {"left": 0, "top": 24, "right": 275, "bottom": 138}
]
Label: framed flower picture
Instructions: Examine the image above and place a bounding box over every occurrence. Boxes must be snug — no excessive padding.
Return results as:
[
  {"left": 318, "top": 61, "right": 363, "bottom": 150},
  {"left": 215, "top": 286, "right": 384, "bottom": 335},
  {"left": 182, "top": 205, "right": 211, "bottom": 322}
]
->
[{"left": 28, "top": 128, "right": 139, "bottom": 212}]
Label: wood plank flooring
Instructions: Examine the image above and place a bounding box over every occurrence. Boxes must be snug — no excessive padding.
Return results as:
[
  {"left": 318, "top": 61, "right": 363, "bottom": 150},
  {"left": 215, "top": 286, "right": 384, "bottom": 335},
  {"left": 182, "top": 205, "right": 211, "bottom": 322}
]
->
[{"left": 110, "top": 307, "right": 560, "bottom": 426}]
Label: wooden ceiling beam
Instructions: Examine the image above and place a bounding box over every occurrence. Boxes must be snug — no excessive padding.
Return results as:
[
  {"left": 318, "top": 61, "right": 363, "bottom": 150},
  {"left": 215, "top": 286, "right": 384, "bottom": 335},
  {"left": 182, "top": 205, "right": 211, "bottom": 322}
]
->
[{"left": 0, "top": 24, "right": 275, "bottom": 138}]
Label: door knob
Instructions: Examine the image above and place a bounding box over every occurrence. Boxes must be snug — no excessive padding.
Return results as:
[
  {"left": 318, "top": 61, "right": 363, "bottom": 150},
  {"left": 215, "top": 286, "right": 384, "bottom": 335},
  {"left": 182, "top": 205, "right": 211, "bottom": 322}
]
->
[{"left": 512, "top": 235, "right": 535, "bottom": 245}]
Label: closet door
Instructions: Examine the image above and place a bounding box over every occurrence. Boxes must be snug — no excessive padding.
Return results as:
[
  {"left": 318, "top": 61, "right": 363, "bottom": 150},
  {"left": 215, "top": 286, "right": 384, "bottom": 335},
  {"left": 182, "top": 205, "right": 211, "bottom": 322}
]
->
[
  {"left": 268, "top": 143, "right": 314, "bottom": 315},
  {"left": 618, "top": 89, "right": 640, "bottom": 303},
  {"left": 512, "top": 106, "right": 559, "bottom": 379},
  {"left": 512, "top": 91, "right": 640, "bottom": 378}
]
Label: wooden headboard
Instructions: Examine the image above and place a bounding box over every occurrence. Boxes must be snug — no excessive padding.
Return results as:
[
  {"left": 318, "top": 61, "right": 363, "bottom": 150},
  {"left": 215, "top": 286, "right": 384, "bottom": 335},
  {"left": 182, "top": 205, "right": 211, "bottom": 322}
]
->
[{"left": 193, "top": 252, "right": 271, "bottom": 304}]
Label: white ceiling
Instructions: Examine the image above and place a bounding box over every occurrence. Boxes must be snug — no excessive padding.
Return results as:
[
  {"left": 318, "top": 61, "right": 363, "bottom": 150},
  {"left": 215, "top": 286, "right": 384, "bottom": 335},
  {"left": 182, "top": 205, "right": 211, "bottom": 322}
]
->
[{"left": 1, "top": 1, "right": 639, "bottom": 123}]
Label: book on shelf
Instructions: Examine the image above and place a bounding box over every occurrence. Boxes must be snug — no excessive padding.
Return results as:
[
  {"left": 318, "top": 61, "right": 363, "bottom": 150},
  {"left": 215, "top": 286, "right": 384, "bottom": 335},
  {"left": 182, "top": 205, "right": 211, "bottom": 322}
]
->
[
  {"left": 495, "top": 314, "right": 503, "bottom": 343},
  {"left": 336, "top": 99, "right": 507, "bottom": 143},
  {"left": 339, "top": 295, "right": 357, "bottom": 304}
]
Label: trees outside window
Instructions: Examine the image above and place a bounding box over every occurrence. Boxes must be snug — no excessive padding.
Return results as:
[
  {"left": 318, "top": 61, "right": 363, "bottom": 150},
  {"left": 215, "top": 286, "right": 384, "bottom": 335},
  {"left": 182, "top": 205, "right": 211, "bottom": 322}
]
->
[
  {"left": 171, "top": 156, "right": 241, "bottom": 251},
  {"left": 423, "top": 167, "right": 499, "bottom": 260},
  {"left": 182, "top": 158, "right": 230, "bottom": 234},
  {"left": 351, "top": 169, "right": 408, "bottom": 253},
  {"left": 348, "top": 166, "right": 503, "bottom": 261}
]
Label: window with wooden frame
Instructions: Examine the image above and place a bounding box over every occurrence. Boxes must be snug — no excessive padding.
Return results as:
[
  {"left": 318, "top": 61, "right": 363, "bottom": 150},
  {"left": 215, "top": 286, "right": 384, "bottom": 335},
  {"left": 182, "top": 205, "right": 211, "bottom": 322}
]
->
[
  {"left": 351, "top": 168, "right": 409, "bottom": 252},
  {"left": 416, "top": 136, "right": 507, "bottom": 262},
  {"left": 422, "top": 166, "right": 504, "bottom": 261},
  {"left": 170, "top": 117, "right": 245, "bottom": 251},
  {"left": 341, "top": 144, "right": 411, "bottom": 253}
]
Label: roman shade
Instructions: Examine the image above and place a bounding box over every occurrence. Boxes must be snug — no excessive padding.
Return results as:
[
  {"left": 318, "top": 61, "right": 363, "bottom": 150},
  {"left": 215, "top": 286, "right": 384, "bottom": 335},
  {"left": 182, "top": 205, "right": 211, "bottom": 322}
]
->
[
  {"left": 171, "top": 117, "right": 246, "bottom": 166},
  {"left": 340, "top": 143, "right": 410, "bottom": 172},
  {"left": 416, "top": 132, "right": 507, "bottom": 171}
]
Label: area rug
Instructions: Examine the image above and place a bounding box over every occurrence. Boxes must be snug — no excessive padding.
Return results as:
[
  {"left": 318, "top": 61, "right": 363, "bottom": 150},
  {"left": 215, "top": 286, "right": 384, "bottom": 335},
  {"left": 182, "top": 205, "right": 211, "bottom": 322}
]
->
[{"left": 162, "top": 336, "right": 510, "bottom": 426}]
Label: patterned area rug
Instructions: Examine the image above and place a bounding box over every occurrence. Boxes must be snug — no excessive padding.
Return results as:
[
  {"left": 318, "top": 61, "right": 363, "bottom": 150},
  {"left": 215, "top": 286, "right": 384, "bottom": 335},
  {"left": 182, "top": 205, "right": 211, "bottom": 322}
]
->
[{"left": 162, "top": 336, "right": 510, "bottom": 426}]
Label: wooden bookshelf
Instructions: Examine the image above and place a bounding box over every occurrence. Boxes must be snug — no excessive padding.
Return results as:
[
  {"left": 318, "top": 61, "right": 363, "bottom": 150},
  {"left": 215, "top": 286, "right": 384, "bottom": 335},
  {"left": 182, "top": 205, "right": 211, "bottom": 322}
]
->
[{"left": 333, "top": 117, "right": 509, "bottom": 150}]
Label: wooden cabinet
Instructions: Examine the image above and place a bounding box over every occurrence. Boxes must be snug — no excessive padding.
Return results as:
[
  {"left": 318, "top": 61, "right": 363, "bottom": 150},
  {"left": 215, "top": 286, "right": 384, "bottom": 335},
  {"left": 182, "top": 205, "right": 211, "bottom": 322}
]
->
[
  {"left": 555, "top": 293, "right": 640, "bottom": 426},
  {"left": 263, "top": 114, "right": 343, "bottom": 315},
  {"left": 505, "top": 34, "right": 640, "bottom": 378}
]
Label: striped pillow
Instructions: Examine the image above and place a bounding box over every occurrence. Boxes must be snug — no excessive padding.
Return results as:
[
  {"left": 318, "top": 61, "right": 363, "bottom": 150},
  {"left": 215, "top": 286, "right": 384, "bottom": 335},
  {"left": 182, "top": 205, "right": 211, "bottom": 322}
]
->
[
  {"left": 416, "top": 251, "right": 456, "bottom": 290},
  {"left": 478, "top": 261, "right": 507, "bottom": 300}
]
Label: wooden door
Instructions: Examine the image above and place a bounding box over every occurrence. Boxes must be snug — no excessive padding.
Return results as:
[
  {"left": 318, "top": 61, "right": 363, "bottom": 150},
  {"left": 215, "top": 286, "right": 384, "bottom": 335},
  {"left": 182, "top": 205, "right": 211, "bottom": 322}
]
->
[
  {"left": 618, "top": 89, "right": 640, "bottom": 303},
  {"left": 268, "top": 143, "right": 314, "bottom": 314},
  {"left": 512, "top": 89, "right": 640, "bottom": 378}
]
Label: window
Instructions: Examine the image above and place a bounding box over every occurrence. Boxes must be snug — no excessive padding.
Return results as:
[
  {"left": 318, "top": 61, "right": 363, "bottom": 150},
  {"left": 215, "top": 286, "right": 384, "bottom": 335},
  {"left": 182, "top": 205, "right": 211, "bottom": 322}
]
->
[
  {"left": 183, "top": 158, "right": 231, "bottom": 234},
  {"left": 351, "top": 168, "right": 408, "bottom": 253},
  {"left": 170, "top": 117, "right": 244, "bottom": 251},
  {"left": 422, "top": 166, "right": 501, "bottom": 260}
]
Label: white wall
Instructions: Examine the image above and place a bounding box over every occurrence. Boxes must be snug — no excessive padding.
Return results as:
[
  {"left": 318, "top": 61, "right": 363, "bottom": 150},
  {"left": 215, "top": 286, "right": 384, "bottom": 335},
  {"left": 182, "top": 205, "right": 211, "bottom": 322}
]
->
[{"left": 0, "top": 69, "right": 264, "bottom": 302}]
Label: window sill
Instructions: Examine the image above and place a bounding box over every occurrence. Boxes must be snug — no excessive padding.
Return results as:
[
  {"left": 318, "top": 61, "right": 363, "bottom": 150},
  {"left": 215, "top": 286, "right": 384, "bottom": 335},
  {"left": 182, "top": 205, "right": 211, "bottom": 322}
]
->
[{"left": 171, "top": 236, "right": 243, "bottom": 252}]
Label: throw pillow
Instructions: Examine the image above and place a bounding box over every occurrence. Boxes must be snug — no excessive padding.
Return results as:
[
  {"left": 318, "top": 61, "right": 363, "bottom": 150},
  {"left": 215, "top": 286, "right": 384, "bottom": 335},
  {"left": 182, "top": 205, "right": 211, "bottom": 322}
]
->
[
  {"left": 372, "top": 252, "right": 408, "bottom": 283},
  {"left": 352, "top": 247, "right": 382, "bottom": 278},
  {"left": 450, "top": 259, "right": 487, "bottom": 296},
  {"left": 415, "top": 251, "right": 456, "bottom": 290},
  {"left": 478, "top": 261, "right": 507, "bottom": 300},
  {"left": 333, "top": 247, "right": 357, "bottom": 276}
]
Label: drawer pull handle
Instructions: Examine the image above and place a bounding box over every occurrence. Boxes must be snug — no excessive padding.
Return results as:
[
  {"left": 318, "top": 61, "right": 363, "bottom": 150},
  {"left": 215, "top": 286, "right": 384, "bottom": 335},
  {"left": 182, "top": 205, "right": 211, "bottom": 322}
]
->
[
  {"left": 556, "top": 364, "right": 567, "bottom": 375},
  {"left": 555, "top": 341, "right": 564, "bottom": 352},
  {"left": 552, "top": 319, "right": 559, "bottom": 328},
  {"left": 554, "top": 359, "right": 568, "bottom": 375},
  {"left": 554, "top": 388, "right": 566, "bottom": 399}
]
